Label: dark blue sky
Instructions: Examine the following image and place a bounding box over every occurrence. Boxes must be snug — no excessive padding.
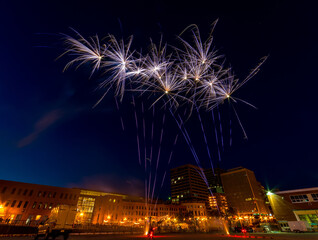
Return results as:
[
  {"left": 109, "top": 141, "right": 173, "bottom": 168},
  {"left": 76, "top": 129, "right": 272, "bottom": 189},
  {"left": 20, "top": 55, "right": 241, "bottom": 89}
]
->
[{"left": 1, "top": 0, "right": 317, "bottom": 198}]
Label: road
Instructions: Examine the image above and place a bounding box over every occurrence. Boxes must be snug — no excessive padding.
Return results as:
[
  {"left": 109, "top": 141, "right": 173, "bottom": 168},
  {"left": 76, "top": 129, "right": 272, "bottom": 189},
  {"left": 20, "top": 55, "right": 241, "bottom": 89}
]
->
[{"left": 1, "top": 233, "right": 318, "bottom": 240}]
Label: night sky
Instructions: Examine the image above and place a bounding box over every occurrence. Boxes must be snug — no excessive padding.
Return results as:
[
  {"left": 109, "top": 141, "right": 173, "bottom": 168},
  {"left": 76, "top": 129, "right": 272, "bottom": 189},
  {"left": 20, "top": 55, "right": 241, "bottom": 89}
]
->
[{"left": 1, "top": 1, "right": 317, "bottom": 199}]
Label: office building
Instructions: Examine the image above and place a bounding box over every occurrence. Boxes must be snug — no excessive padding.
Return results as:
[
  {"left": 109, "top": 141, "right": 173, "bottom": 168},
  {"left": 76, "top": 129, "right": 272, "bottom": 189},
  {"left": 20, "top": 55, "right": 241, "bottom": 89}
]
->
[
  {"left": 220, "top": 167, "right": 269, "bottom": 216},
  {"left": 170, "top": 164, "right": 208, "bottom": 204}
]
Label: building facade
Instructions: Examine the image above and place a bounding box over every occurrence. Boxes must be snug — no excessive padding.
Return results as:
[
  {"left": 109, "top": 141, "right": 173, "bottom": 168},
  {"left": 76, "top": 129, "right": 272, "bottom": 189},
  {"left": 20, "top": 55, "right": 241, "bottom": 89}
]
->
[
  {"left": 268, "top": 187, "right": 318, "bottom": 230},
  {"left": 220, "top": 167, "right": 269, "bottom": 216},
  {"left": 0, "top": 179, "right": 194, "bottom": 226},
  {"left": 0, "top": 180, "right": 80, "bottom": 225},
  {"left": 170, "top": 164, "right": 208, "bottom": 204}
]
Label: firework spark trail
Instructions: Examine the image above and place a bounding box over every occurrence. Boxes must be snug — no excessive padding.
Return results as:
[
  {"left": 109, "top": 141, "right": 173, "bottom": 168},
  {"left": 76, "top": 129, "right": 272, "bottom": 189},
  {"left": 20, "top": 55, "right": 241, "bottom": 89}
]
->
[
  {"left": 232, "top": 104, "right": 248, "bottom": 139},
  {"left": 151, "top": 109, "right": 166, "bottom": 204},
  {"left": 149, "top": 105, "right": 155, "bottom": 163},
  {"left": 61, "top": 23, "right": 267, "bottom": 209},
  {"left": 229, "top": 103, "right": 232, "bottom": 147},
  {"left": 151, "top": 170, "right": 167, "bottom": 216},
  {"left": 169, "top": 109, "right": 201, "bottom": 168},
  {"left": 212, "top": 109, "right": 222, "bottom": 161},
  {"left": 195, "top": 106, "right": 214, "bottom": 174},
  {"left": 141, "top": 102, "right": 147, "bottom": 170},
  {"left": 60, "top": 30, "right": 106, "bottom": 77},
  {"left": 114, "top": 97, "right": 125, "bottom": 131},
  {"left": 217, "top": 106, "right": 224, "bottom": 151},
  {"left": 132, "top": 96, "right": 141, "bottom": 165},
  {"left": 168, "top": 134, "right": 179, "bottom": 165}
]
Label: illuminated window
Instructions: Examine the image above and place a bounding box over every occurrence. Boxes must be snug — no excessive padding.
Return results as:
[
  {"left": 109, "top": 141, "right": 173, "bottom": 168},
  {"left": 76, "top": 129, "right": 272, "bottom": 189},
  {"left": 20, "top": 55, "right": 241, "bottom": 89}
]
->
[
  {"left": 38, "top": 202, "right": 43, "bottom": 209},
  {"left": 43, "top": 203, "right": 48, "bottom": 209},
  {"left": 38, "top": 191, "right": 42, "bottom": 197},
  {"left": 48, "top": 203, "right": 53, "bottom": 210},
  {"left": 32, "top": 202, "right": 37, "bottom": 209}
]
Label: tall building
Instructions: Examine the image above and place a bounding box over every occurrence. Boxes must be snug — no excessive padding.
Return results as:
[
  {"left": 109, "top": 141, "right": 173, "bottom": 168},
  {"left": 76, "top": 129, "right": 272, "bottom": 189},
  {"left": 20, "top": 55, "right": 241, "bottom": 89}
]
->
[
  {"left": 204, "top": 168, "right": 225, "bottom": 194},
  {"left": 267, "top": 187, "right": 318, "bottom": 231},
  {"left": 220, "top": 167, "right": 269, "bottom": 216},
  {"left": 170, "top": 164, "right": 229, "bottom": 215},
  {"left": 170, "top": 164, "right": 208, "bottom": 204}
]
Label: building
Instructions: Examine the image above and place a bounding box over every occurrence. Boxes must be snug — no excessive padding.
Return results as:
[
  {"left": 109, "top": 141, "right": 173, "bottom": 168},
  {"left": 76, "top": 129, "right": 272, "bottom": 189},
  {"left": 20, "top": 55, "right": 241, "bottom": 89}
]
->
[
  {"left": 78, "top": 188, "right": 187, "bottom": 225},
  {"left": 0, "top": 179, "right": 190, "bottom": 226},
  {"left": 170, "top": 164, "right": 208, "bottom": 204},
  {"left": 220, "top": 167, "right": 269, "bottom": 216},
  {"left": 0, "top": 180, "right": 80, "bottom": 224},
  {"left": 181, "top": 202, "right": 207, "bottom": 219},
  {"left": 204, "top": 168, "right": 225, "bottom": 194},
  {"left": 267, "top": 187, "right": 318, "bottom": 230},
  {"left": 208, "top": 193, "right": 228, "bottom": 215},
  {"left": 170, "top": 164, "right": 229, "bottom": 215}
]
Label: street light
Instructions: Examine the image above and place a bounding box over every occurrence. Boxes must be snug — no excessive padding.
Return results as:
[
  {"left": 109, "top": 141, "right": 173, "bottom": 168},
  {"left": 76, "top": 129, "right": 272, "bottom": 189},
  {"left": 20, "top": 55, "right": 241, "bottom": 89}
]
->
[{"left": 266, "top": 191, "right": 273, "bottom": 196}]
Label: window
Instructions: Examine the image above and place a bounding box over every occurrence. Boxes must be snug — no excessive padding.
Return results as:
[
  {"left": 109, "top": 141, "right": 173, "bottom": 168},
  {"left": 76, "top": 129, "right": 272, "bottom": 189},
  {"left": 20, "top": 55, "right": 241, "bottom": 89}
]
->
[
  {"left": 53, "top": 192, "right": 56, "bottom": 198},
  {"left": 29, "top": 190, "right": 33, "bottom": 196},
  {"left": 60, "top": 193, "right": 64, "bottom": 199},
  {"left": 11, "top": 200, "right": 17, "bottom": 207},
  {"left": 23, "top": 189, "right": 28, "bottom": 196},
  {"left": 11, "top": 188, "right": 16, "bottom": 194},
  {"left": 38, "top": 191, "right": 42, "bottom": 197},
  {"left": 312, "top": 193, "right": 318, "bottom": 201},
  {"left": 38, "top": 202, "right": 43, "bottom": 209},
  {"left": 48, "top": 203, "right": 53, "bottom": 210},
  {"left": 17, "top": 201, "right": 23, "bottom": 208},
  {"left": 23, "top": 201, "right": 29, "bottom": 208},
  {"left": 43, "top": 192, "right": 46, "bottom": 197},
  {"left": 1, "top": 187, "right": 7, "bottom": 194},
  {"left": 44, "top": 203, "right": 48, "bottom": 209},
  {"left": 32, "top": 202, "right": 37, "bottom": 209},
  {"left": 290, "top": 195, "right": 309, "bottom": 203},
  {"left": 48, "top": 192, "right": 52, "bottom": 198},
  {"left": 64, "top": 193, "right": 68, "bottom": 199},
  {"left": 69, "top": 194, "right": 72, "bottom": 199},
  {"left": 73, "top": 195, "right": 77, "bottom": 200},
  {"left": 17, "top": 189, "right": 22, "bottom": 195}
]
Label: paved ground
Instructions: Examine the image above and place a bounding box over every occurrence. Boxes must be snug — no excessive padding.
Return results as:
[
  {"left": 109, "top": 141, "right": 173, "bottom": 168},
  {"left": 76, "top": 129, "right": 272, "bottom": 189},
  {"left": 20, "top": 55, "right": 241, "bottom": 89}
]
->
[{"left": 1, "top": 233, "right": 318, "bottom": 240}]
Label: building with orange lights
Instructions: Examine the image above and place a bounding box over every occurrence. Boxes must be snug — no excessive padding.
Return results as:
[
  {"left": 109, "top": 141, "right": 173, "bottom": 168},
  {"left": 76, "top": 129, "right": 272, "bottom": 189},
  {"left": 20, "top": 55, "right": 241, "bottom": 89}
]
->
[
  {"left": 0, "top": 180, "right": 79, "bottom": 225},
  {"left": 220, "top": 167, "right": 269, "bottom": 216},
  {"left": 0, "top": 179, "right": 192, "bottom": 226},
  {"left": 208, "top": 193, "right": 228, "bottom": 215}
]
